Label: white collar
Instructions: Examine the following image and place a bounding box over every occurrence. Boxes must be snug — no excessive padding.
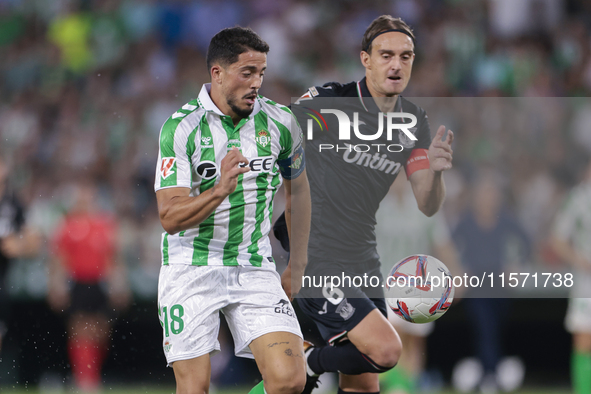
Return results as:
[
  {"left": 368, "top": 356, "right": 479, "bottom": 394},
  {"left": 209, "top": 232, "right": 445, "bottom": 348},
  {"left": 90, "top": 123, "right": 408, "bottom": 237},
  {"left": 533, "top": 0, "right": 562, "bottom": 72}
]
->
[{"left": 197, "top": 83, "right": 261, "bottom": 118}]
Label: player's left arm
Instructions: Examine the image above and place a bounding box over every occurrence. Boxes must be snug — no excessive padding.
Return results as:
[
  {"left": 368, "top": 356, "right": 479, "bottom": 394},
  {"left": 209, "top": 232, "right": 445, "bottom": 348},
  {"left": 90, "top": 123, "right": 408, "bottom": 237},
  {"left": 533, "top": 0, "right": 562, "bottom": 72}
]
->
[
  {"left": 282, "top": 170, "right": 311, "bottom": 299},
  {"left": 277, "top": 112, "right": 311, "bottom": 299},
  {"left": 409, "top": 125, "right": 454, "bottom": 217}
]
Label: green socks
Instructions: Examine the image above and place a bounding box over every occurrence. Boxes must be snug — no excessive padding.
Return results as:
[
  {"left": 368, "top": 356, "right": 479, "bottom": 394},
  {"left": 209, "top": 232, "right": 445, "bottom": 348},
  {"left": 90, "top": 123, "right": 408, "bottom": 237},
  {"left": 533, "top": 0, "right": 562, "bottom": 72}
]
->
[
  {"left": 573, "top": 351, "right": 591, "bottom": 394},
  {"left": 248, "top": 380, "right": 266, "bottom": 394},
  {"left": 379, "top": 367, "right": 416, "bottom": 394}
]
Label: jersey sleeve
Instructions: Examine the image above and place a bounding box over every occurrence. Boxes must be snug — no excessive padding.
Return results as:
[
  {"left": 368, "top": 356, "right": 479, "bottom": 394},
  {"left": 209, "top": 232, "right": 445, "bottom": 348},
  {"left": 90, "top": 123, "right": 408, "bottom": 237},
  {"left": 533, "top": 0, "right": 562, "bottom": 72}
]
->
[
  {"left": 302, "top": 84, "right": 341, "bottom": 99},
  {"left": 405, "top": 108, "right": 432, "bottom": 177},
  {"left": 154, "top": 117, "right": 194, "bottom": 191},
  {"left": 277, "top": 109, "right": 305, "bottom": 180}
]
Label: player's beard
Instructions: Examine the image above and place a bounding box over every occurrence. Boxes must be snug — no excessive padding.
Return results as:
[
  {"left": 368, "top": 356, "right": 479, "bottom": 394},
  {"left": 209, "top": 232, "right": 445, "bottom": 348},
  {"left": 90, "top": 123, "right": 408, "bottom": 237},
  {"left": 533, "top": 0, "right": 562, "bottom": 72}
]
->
[{"left": 227, "top": 93, "right": 254, "bottom": 119}]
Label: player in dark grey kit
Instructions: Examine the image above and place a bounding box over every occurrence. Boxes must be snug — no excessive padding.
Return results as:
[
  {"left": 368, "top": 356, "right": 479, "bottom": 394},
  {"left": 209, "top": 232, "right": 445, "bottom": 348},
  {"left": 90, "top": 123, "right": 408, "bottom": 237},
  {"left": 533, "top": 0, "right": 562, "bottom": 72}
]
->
[{"left": 275, "top": 15, "right": 454, "bottom": 394}]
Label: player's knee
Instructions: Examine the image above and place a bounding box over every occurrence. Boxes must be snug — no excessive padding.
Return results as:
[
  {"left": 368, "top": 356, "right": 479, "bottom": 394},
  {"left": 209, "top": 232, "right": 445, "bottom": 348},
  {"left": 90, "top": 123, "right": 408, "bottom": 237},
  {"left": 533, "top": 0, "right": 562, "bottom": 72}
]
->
[
  {"left": 368, "top": 335, "right": 403, "bottom": 369},
  {"left": 574, "top": 333, "right": 591, "bottom": 353},
  {"left": 173, "top": 364, "right": 210, "bottom": 394},
  {"left": 264, "top": 366, "right": 306, "bottom": 394},
  {"left": 175, "top": 381, "right": 209, "bottom": 394}
]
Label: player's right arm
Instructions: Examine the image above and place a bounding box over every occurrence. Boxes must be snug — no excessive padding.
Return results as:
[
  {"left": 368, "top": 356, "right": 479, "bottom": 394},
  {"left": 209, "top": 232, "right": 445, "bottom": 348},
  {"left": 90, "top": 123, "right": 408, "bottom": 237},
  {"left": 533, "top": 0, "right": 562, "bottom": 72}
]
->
[{"left": 157, "top": 148, "right": 250, "bottom": 235}]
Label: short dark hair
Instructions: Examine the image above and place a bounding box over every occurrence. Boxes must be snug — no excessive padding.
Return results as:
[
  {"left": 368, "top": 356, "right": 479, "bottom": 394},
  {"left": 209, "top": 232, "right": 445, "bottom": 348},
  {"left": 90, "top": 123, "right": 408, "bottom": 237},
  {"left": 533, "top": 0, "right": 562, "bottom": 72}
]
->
[
  {"left": 362, "top": 15, "right": 415, "bottom": 54},
  {"left": 206, "top": 27, "right": 270, "bottom": 72}
]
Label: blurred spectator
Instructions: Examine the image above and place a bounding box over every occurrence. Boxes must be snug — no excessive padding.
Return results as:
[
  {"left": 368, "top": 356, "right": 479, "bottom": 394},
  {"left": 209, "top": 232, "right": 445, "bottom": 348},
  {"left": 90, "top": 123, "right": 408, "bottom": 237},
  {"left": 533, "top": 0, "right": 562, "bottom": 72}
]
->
[
  {"left": 452, "top": 170, "right": 531, "bottom": 392},
  {"left": 48, "top": 180, "right": 130, "bottom": 392},
  {"left": 47, "top": 3, "right": 93, "bottom": 74},
  {"left": 487, "top": 0, "right": 563, "bottom": 39},
  {"left": 0, "top": 155, "right": 40, "bottom": 351},
  {"left": 550, "top": 159, "right": 591, "bottom": 394}
]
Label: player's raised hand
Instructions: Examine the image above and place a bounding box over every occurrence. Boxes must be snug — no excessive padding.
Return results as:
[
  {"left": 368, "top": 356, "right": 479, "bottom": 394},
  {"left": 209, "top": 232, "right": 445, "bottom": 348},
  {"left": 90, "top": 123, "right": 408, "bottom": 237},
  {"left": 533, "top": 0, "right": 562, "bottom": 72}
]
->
[
  {"left": 217, "top": 147, "right": 250, "bottom": 197},
  {"left": 428, "top": 125, "right": 454, "bottom": 172}
]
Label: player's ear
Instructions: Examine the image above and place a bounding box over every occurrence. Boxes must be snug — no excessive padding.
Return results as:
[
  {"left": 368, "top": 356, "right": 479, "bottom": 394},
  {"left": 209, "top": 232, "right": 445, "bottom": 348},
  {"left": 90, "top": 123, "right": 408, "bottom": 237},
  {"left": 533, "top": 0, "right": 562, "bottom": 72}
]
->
[
  {"left": 211, "top": 64, "right": 223, "bottom": 85},
  {"left": 360, "top": 51, "right": 371, "bottom": 69}
]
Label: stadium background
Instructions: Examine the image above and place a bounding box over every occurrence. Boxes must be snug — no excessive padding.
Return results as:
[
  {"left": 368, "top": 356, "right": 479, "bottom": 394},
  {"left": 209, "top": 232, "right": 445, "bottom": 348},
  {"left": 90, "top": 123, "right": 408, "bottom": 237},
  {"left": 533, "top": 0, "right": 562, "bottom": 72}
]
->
[{"left": 1, "top": 0, "right": 590, "bottom": 391}]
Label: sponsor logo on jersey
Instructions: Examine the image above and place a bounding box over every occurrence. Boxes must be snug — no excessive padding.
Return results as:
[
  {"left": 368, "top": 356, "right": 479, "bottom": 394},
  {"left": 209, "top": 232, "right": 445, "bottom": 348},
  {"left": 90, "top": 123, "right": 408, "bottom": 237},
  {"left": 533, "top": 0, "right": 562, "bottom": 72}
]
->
[
  {"left": 342, "top": 147, "right": 402, "bottom": 175},
  {"left": 201, "top": 136, "right": 212, "bottom": 146},
  {"left": 274, "top": 299, "right": 294, "bottom": 317},
  {"left": 309, "top": 86, "right": 319, "bottom": 97},
  {"left": 255, "top": 130, "right": 271, "bottom": 148},
  {"left": 239, "top": 156, "right": 275, "bottom": 172},
  {"left": 227, "top": 139, "right": 241, "bottom": 151},
  {"left": 196, "top": 160, "right": 218, "bottom": 179},
  {"left": 160, "top": 157, "right": 176, "bottom": 179}
]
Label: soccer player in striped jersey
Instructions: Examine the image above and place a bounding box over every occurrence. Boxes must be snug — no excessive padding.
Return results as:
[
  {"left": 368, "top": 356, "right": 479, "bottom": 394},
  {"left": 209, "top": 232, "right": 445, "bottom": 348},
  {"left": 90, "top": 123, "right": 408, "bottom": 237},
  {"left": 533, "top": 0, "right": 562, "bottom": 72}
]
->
[
  {"left": 551, "top": 160, "right": 591, "bottom": 394},
  {"left": 154, "top": 27, "right": 311, "bottom": 394}
]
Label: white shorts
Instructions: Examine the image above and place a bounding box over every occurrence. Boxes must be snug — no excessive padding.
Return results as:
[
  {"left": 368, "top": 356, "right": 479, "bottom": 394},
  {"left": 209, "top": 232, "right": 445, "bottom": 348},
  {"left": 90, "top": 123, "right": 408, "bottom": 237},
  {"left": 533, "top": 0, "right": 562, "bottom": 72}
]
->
[
  {"left": 565, "top": 298, "right": 591, "bottom": 334},
  {"left": 158, "top": 264, "right": 302, "bottom": 366}
]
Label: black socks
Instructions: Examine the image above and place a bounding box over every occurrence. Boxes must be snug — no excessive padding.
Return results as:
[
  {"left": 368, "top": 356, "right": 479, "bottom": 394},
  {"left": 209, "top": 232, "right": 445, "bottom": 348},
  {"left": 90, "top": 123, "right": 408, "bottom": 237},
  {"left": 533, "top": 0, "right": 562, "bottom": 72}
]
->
[{"left": 307, "top": 341, "right": 394, "bottom": 375}]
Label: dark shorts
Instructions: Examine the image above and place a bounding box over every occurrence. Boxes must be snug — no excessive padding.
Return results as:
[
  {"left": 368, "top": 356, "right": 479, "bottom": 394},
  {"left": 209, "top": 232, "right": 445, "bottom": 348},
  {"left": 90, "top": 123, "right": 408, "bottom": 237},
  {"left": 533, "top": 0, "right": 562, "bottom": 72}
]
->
[
  {"left": 297, "top": 285, "right": 388, "bottom": 345},
  {"left": 68, "top": 282, "right": 112, "bottom": 317}
]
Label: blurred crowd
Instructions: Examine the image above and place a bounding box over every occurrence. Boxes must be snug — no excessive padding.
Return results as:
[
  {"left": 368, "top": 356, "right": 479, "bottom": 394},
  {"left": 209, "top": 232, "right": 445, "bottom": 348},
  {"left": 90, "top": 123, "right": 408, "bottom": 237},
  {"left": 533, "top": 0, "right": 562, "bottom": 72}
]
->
[
  {"left": 2, "top": 0, "right": 591, "bottom": 298},
  {"left": 0, "top": 0, "right": 588, "bottom": 297}
]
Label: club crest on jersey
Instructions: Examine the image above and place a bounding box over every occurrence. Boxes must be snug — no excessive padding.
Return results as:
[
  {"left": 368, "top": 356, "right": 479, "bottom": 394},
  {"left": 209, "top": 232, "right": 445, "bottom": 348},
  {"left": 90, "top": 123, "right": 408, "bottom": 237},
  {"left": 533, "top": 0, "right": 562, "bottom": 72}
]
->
[
  {"left": 255, "top": 130, "right": 271, "bottom": 148},
  {"left": 196, "top": 160, "right": 218, "bottom": 180},
  {"left": 399, "top": 127, "right": 417, "bottom": 148},
  {"left": 336, "top": 299, "right": 355, "bottom": 320},
  {"left": 291, "top": 152, "right": 303, "bottom": 170},
  {"left": 160, "top": 157, "right": 176, "bottom": 179}
]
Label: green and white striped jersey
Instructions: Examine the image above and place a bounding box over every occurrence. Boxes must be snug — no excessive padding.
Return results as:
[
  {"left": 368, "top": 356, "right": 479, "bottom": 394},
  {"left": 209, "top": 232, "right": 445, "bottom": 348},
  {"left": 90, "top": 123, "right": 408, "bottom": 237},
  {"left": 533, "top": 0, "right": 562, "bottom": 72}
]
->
[
  {"left": 553, "top": 181, "right": 591, "bottom": 296},
  {"left": 155, "top": 83, "right": 303, "bottom": 269},
  {"left": 553, "top": 182, "right": 591, "bottom": 261}
]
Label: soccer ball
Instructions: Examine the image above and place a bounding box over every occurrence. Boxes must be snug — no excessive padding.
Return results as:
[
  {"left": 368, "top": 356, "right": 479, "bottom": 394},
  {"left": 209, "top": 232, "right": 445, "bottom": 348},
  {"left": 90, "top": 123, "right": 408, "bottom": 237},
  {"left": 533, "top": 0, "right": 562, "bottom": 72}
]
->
[{"left": 385, "top": 254, "right": 454, "bottom": 323}]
